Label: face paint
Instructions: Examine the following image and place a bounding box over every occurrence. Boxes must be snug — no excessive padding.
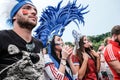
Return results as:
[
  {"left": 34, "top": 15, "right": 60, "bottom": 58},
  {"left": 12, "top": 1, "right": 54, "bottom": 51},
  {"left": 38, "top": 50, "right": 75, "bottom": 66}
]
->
[
  {"left": 55, "top": 43, "right": 60, "bottom": 45},
  {"left": 22, "top": 9, "right": 28, "bottom": 15},
  {"left": 55, "top": 42, "right": 63, "bottom": 48}
]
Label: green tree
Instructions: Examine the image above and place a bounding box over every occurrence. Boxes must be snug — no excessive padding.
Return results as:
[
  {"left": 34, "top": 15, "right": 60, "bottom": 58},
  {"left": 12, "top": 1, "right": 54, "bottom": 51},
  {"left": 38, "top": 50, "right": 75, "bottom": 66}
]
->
[
  {"left": 88, "top": 32, "right": 110, "bottom": 51},
  {"left": 65, "top": 42, "right": 74, "bottom": 47}
]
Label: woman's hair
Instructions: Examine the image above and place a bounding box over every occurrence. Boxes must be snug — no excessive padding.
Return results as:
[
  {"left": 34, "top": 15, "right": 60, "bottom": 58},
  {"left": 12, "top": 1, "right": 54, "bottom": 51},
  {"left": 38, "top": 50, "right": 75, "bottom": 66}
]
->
[
  {"left": 76, "top": 36, "right": 85, "bottom": 66},
  {"left": 76, "top": 35, "right": 88, "bottom": 78},
  {"left": 104, "top": 37, "right": 111, "bottom": 46},
  {"left": 51, "top": 35, "right": 70, "bottom": 67},
  {"left": 51, "top": 35, "right": 61, "bottom": 64},
  {"left": 76, "top": 35, "right": 96, "bottom": 78}
]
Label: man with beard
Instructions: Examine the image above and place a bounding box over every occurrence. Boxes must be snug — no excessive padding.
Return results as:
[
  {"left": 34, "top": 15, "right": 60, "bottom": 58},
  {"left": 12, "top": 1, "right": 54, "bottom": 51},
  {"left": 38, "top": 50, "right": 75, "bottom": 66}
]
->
[
  {"left": 0, "top": 0, "right": 45, "bottom": 79},
  {"left": 104, "top": 25, "right": 120, "bottom": 80}
]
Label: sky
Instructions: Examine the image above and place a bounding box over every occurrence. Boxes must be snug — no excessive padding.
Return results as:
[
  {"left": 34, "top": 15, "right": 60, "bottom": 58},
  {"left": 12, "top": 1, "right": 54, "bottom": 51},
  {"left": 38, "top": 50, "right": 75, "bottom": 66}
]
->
[{"left": 0, "top": 0, "right": 120, "bottom": 42}]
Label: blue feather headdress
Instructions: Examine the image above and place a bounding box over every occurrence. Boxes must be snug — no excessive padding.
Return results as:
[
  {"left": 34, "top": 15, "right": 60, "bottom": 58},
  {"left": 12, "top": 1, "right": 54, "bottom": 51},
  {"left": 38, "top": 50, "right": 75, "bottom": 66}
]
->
[{"left": 34, "top": 0, "right": 89, "bottom": 47}]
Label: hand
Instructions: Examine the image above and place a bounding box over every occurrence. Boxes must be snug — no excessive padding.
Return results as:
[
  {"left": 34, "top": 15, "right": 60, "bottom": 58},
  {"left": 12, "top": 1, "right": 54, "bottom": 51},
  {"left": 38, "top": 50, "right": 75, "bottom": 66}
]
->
[
  {"left": 61, "top": 45, "right": 73, "bottom": 60},
  {"left": 91, "top": 50, "right": 100, "bottom": 58},
  {"left": 82, "top": 52, "right": 89, "bottom": 61}
]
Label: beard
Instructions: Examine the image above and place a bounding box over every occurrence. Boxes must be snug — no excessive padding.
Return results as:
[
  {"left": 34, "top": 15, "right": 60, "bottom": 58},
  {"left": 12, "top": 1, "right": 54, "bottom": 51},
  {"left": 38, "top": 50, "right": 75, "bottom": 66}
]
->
[
  {"left": 115, "top": 37, "right": 120, "bottom": 46},
  {"left": 17, "top": 16, "right": 37, "bottom": 31}
]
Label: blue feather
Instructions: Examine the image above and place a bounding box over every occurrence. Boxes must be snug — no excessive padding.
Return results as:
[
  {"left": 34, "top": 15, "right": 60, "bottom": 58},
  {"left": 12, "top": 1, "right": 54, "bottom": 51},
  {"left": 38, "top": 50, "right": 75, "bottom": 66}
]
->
[
  {"left": 34, "top": 0, "right": 89, "bottom": 47},
  {"left": 16, "top": 0, "right": 32, "bottom": 3}
]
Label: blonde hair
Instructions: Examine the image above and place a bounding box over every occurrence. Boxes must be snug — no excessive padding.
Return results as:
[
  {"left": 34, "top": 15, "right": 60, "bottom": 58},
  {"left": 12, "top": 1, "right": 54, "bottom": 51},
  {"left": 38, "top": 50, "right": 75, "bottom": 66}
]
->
[{"left": 104, "top": 37, "right": 111, "bottom": 46}]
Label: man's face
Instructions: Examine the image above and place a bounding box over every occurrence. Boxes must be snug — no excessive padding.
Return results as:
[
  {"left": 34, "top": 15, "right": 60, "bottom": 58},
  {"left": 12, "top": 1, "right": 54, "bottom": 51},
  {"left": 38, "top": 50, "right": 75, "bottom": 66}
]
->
[
  {"left": 14, "top": 4, "right": 38, "bottom": 30},
  {"left": 115, "top": 34, "right": 120, "bottom": 45}
]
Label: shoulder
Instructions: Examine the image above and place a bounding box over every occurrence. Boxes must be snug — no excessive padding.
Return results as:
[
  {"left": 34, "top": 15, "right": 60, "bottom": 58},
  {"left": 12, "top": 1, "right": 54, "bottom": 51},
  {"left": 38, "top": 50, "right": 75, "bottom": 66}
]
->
[
  {"left": 0, "top": 30, "right": 10, "bottom": 35},
  {"left": 0, "top": 30, "right": 12, "bottom": 41},
  {"left": 72, "top": 55, "right": 80, "bottom": 65},
  {"left": 104, "top": 44, "right": 119, "bottom": 62},
  {"left": 44, "top": 54, "right": 53, "bottom": 62},
  {"left": 0, "top": 30, "right": 13, "bottom": 37},
  {"left": 33, "top": 37, "right": 42, "bottom": 44},
  {"left": 44, "top": 54, "right": 54, "bottom": 67},
  {"left": 72, "top": 55, "right": 79, "bottom": 60},
  {"left": 33, "top": 37, "right": 43, "bottom": 48}
]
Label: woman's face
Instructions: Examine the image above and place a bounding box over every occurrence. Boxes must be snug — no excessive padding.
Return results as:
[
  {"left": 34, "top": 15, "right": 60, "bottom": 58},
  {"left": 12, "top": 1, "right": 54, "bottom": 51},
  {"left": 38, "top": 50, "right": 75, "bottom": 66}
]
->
[
  {"left": 54, "top": 36, "right": 64, "bottom": 51},
  {"left": 83, "top": 36, "right": 90, "bottom": 48}
]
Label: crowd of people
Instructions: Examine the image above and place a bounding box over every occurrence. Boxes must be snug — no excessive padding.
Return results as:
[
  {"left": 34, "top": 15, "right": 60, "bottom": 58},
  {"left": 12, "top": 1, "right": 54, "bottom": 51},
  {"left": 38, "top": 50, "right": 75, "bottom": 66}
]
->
[{"left": 0, "top": 0, "right": 120, "bottom": 80}]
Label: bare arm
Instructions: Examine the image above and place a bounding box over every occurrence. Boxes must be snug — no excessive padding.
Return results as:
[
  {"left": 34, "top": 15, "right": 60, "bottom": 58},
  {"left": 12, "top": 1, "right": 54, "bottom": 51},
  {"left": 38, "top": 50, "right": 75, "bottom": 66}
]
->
[
  {"left": 96, "top": 55, "right": 101, "bottom": 72},
  {"left": 91, "top": 50, "right": 101, "bottom": 72},
  {"left": 108, "top": 60, "right": 120, "bottom": 75},
  {"left": 58, "top": 59, "right": 67, "bottom": 73},
  {"left": 68, "top": 57, "right": 78, "bottom": 80},
  {"left": 44, "top": 54, "right": 65, "bottom": 80},
  {"left": 77, "top": 53, "right": 88, "bottom": 80},
  {"left": 68, "top": 57, "right": 78, "bottom": 75},
  {"left": 67, "top": 46, "right": 79, "bottom": 80}
]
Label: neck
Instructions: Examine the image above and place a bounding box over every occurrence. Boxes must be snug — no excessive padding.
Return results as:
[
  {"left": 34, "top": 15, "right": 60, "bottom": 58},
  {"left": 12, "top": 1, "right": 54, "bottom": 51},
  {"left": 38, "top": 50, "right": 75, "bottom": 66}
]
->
[
  {"left": 111, "top": 36, "right": 115, "bottom": 41},
  {"left": 13, "top": 24, "right": 32, "bottom": 43}
]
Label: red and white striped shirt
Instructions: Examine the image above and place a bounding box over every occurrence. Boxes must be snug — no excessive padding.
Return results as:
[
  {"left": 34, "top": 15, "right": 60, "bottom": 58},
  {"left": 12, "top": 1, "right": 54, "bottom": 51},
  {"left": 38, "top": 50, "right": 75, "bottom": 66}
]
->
[
  {"left": 104, "top": 40, "right": 120, "bottom": 80},
  {"left": 44, "top": 54, "right": 78, "bottom": 80}
]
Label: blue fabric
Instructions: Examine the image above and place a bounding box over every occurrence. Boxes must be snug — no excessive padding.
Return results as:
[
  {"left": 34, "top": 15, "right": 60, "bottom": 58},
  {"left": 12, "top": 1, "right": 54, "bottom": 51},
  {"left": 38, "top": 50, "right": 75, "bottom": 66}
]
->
[
  {"left": 7, "top": 0, "right": 34, "bottom": 25},
  {"left": 48, "top": 44, "right": 73, "bottom": 80},
  {"left": 48, "top": 44, "right": 59, "bottom": 68},
  {"left": 11, "top": 1, "right": 33, "bottom": 19}
]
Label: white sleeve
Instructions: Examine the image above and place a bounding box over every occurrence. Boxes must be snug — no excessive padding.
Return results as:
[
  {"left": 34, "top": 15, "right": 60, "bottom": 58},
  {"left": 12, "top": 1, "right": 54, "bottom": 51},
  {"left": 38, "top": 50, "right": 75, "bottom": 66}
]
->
[
  {"left": 44, "top": 54, "right": 65, "bottom": 80},
  {"left": 73, "top": 72, "right": 78, "bottom": 80}
]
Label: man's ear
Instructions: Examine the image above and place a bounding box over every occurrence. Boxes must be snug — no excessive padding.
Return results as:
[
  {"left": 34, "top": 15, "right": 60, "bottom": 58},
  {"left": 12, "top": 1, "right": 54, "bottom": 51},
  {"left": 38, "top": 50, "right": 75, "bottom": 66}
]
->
[
  {"left": 12, "top": 16, "right": 16, "bottom": 22},
  {"left": 13, "top": 16, "right": 16, "bottom": 20}
]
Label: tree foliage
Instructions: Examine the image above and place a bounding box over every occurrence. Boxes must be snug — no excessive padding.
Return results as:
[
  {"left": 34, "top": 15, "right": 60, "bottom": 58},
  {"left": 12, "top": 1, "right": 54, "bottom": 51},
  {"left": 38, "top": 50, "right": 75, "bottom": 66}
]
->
[
  {"left": 65, "top": 32, "right": 111, "bottom": 51},
  {"left": 88, "top": 32, "right": 111, "bottom": 51},
  {"left": 65, "top": 42, "right": 74, "bottom": 47}
]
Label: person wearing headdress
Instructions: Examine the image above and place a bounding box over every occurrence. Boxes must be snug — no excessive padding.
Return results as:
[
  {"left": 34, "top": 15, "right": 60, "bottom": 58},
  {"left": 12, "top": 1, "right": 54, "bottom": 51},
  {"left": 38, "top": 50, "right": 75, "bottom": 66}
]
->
[
  {"left": 72, "top": 30, "right": 100, "bottom": 80},
  {"left": 0, "top": 0, "right": 45, "bottom": 79},
  {"left": 34, "top": 0, "right": 88, "bottom": 80}
]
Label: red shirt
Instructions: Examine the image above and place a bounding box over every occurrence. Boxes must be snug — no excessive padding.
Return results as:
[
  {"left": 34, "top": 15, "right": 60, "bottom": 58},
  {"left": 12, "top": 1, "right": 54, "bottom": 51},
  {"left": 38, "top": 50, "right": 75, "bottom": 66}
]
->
[
  {"left": 72, "top": 55, "right": 97, "bottom": 80},
  {"left": 104, "top": 40, "right": 120, "bottom": 80}
]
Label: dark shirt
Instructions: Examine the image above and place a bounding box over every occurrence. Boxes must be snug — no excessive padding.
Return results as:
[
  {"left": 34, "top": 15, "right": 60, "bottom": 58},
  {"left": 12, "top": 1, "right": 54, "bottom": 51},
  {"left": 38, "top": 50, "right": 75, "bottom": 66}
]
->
[{"left": 0, "top": 30, "right": 43, "bottom": 79}]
